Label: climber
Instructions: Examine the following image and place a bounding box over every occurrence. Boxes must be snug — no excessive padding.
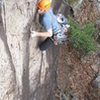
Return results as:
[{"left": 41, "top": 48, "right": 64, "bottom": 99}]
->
[{"left": 31, "top": 0, "right": 70, "bottom": 51}]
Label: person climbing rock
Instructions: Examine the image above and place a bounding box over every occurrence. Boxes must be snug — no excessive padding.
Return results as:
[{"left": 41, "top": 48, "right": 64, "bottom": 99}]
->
[{"left": 31, "top": 0, "right": 70, "bottom": 51}]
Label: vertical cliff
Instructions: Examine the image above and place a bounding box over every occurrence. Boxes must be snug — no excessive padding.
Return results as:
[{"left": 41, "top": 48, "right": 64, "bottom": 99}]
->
[
  {"left": 0, "top": 0, "right": 100, "bottom": 100},
  {"left": 0, "top": 0, "right": 59, "bottom": 100}
]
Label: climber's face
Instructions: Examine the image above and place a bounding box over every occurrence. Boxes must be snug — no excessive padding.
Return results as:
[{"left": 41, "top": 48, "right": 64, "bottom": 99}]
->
[{"left": 38, "top": 9, "right": 45, "bottom": 14}]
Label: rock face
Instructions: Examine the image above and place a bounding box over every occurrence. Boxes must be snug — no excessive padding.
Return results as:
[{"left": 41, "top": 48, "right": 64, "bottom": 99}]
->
[
  {"left": 95, "top": 0, "right": 100, "bottom": 13},
  {"left": 0, "top": 0, "right": 100, "bottom": 100},
  {"left": 0, "top": 0, "right": 59, "bottom": 100},
  {"left": 92, "top": 73, "right": 100, "bottom": 89}
]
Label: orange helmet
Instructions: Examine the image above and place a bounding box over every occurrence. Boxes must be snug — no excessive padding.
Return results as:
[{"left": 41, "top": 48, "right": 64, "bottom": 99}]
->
[{"left": 38, "top": 0, "right": 51, "bottom": 10}]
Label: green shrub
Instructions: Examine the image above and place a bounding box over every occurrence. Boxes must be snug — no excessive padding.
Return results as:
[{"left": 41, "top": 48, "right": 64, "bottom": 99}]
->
[{"left": 68, "top": 16, "right": 98, "bottom": 55}]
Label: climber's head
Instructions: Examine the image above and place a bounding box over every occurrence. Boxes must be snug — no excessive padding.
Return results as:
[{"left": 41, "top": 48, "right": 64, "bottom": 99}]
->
[{"left": 38, "top": 0, "right": 52, "bottom": 14}]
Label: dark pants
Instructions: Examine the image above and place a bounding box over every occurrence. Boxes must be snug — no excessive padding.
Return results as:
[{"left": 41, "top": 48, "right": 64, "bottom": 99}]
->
[{"left": 39, "top": 37, "right": 54, "bottom": 51}]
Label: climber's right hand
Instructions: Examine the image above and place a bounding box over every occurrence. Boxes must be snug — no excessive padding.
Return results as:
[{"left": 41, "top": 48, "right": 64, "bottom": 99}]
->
[{"left": 31, "top": 31, "right": 37, "bottom": 37}]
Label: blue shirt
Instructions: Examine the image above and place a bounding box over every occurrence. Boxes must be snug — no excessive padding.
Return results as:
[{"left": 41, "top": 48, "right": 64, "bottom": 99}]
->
[{"left": 39, "top": 7, "right": 64, "bottom": 35}]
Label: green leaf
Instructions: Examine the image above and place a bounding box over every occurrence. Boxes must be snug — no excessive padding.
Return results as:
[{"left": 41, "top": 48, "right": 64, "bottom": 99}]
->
[{"left": 68, "top": 16, "right": 98, "bottom": 55}]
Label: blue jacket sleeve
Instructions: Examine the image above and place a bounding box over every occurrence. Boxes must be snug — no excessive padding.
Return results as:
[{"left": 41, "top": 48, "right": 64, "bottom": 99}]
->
[{"left": 42, "top": 17, "right": 52, "bottom": 31}]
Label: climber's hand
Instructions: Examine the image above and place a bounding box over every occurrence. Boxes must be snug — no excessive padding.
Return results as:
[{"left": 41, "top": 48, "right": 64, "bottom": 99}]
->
[
  {"left": 64, "top": 28, "right": 68, "bottom": 33},
  {"left": 54, "top": 39, "right": 58, "bottom": 45},
  {"left": 64, "top": 24, "right": 70, "bottom": 32},
  {"left": 31, "top": 31, "right": 37, "bottom": 37}
]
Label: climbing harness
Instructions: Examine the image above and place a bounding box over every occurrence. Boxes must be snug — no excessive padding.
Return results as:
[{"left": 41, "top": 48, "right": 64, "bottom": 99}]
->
[
  {"left": 53, "top": 14, "right": 70, "bottom": 45},
  {"left": 53, "top": 31, "right": 67, "bottom": 44},
  {"left": 57, "top": 14, "right": 70, "bottom": 29}
]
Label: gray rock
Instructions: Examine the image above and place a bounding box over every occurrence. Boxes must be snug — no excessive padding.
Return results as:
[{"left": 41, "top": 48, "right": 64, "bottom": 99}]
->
[
  {"left": 70, "top": 0, "right": 83, "bottom": 16},
  {"left": 0, "top": 0, "right": 59, "bottom": 100},
  {"left": 94, "top": 0, "right": 100, "bottom": 13},
  {"left": 72, "top": 97, "right": 79, "bottom": 100},
  {"left": 92, "top": 74, "right": 100, "bottom": 89}
]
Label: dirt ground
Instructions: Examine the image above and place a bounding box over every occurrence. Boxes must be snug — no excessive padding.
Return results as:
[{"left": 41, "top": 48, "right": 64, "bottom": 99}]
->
[
  {"left": 55, "top": 41, "right": 100, "bottom": 100},
  {"left": 55, "top": 1, "right": 100, "bottom": 100}
]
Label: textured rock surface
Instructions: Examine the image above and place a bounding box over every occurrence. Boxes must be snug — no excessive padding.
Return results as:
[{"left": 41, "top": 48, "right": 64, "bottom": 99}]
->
[
  {"left": 92, "top": 73, "right": 100, "bottom": 89},
  {"left": 0, "top": 0, "right": 59, "bottom": 100},
  {"left": 94, "top": 0, "right": 100, "bottom": 13},
  {"left": 0, "top": 0, "right": 100, "bottom": 100}
]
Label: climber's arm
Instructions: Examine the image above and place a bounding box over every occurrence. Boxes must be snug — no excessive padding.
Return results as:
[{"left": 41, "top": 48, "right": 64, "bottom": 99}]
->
[{"left": 31, "top": 29, "right": 53, "bottom": 37}]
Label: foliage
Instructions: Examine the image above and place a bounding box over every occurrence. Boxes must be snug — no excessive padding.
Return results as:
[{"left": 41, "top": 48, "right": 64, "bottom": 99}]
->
[{"left": 68, "top": 16, "right": 98, "bottom": 55}]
